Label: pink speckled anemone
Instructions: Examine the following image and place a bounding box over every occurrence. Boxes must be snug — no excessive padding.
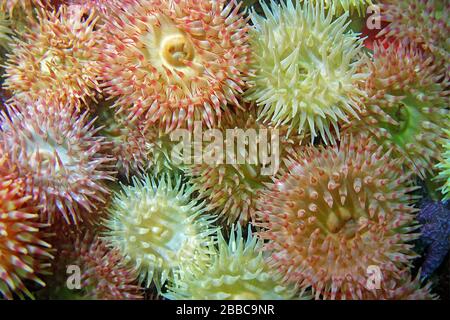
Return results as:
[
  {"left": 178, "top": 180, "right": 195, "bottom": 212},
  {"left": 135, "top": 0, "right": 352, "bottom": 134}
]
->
[
  {"left": 3, "top": 6, "right": 103, "bottom": 107},
  {"left": 98, "top": 0, "right": 251, "bottom": 132},
  {"left": 0, "top": 98, "right": 116, "bottom": 224},
  {"left": 256, "top": 134, "right": 420, "bottom": 299}
]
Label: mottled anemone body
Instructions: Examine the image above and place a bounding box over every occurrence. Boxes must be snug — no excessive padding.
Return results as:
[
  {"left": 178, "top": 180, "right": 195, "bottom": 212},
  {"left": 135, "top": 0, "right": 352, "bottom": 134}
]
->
[
  {"left": 245, "top": 0, "right": 368, "bottom": 143},
  {"left": 98, "top": 0, "right": 251, "bottom": 132},
  {"left": 0, "top": 99, "right": 116, "bottom": 224},
  {"left": 0, "top": 153, "right": 53, "bottom": 299},
  {"left": 187, "top": 105, "right": 305, "bottom": 225},
  {"left": 256, "top": 134, "right": 420, "bottom": 299},
  {"left": 379, "top": 0, "right": 450, "bottom": 82},
  {"left": 3, "top": 6, "right": 103, "bottom": 107},
  {"left": 165, "top": 225, "right": 303, "bottom": 300},
  {"left": 349, "top": 42, "right": 449, "bottom": 178},
  {"left": 102, "top": 174, "right": 218, "bottom": 290}
]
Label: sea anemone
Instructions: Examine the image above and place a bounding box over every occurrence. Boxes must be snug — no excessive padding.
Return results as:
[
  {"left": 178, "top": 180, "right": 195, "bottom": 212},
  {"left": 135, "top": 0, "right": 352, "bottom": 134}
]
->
[
  {"left": 256, "top": 134, "right": 420, "bottom": 300},
  {"left": 245, "top": 0, "right": 367, "bottom": 143},
  {"left": 64, "top": 233, "right": 143, "bottom": 300},
  {"left": 165, "top": 225, "right": 302, "bottom": 300},
  {"left": 98, "top": 0, "right": 250, "bottom": 132},
  {"left": 0, "top": 153, "right": 53, "bottom": 299},
  {"left": 378, "top": 0, "right": 450, "bottom": 81},
  {"left": 436, "top": 131, "right": 450, "bottom": 200},
  {"left": 187, "top": 106, "right": 304, "bottom": 225},
  {"left": 349, "top": 42, "right": 449, "bottom": 177},
  {"left": 102, "top": 174, "right": 217, "bottom": 290},
  {"left": 0, "top": 99, "right": 116, "bottom": 224},
  {"left": 3, "top": 6, "right": 103, "bottom": 106}
]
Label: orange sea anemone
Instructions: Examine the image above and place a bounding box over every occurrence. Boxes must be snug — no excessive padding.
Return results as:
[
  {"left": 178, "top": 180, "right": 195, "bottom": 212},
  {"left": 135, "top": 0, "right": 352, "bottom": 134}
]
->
[
  {"left": 187, "top": 106, "right": 304, "bottom": 225},
  {"left": 3, "top": 6, "right": 103, "bottom": 106},
  {"left": 0, "top": 152, "right": 53, "bottom": 299},
  {"left": 98, "top": 0, "right": 251, "bottom": 132},
  {"left": 257, "top": 134, "right": 420, "bottom": 299}
]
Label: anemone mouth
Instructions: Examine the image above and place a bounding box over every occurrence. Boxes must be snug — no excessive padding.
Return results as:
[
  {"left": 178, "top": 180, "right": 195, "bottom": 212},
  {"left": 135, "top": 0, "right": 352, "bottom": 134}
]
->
[
  {"left": 385, "top": 103, "right": 410, "bottom": 135},
  {"left": 39, "top": 53, "right": 63, "bottom": 75},
  {"left": 160, "top": 34, "right": 195, "bottom": 68},
  {"left": 26, "top": 134, "right": 71, "bottom": 174}
]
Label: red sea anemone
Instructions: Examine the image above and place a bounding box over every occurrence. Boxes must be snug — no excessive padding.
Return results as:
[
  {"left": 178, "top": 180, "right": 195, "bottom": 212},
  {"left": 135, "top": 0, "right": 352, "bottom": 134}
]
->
[
  {"left": 98, "top": 0, "right": 251, "bottom": 132},
  {"left": 0, "top": 98, "right": 116, "bottom": 225},
  {"left": 3, "top": 6, "right": 103, "bottom": 106},
  {"left": 256, "top": 134, "right": 420, "bottom": 299},
  {"left": 0, "top": 152, "right": 53, "bottom": 299}
]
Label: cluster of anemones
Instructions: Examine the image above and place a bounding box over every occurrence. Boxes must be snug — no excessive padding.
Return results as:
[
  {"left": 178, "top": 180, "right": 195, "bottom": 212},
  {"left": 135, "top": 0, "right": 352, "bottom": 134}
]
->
[{"left": 0, "top": 0, "right": 447, "bottom": 301}]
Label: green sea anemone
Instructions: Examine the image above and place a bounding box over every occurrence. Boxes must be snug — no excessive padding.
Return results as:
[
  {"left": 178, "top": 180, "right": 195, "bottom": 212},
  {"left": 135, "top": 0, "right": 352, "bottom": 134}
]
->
[
  {"left": 436, "top": 130, "right": 450, "bottom": 200},
  {"left": 102, "top": 174, "right": 218, "bottom": 291},
  {"left": 245, "top": 0, "right": 367, "bottom": 143},
  {"left": 349, "top": 42, "right": 449, "bottom": 177},
  {"left": 164, "top": 225, "right": 304, "bottom": 300},
  {"left": 0, "top": 154, "right": 53, "bottom": 299},
  {"left": 379, "top": 0, "right": 449, "bottom": 81}
]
